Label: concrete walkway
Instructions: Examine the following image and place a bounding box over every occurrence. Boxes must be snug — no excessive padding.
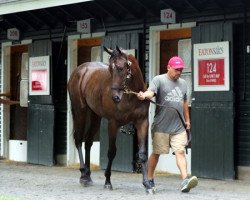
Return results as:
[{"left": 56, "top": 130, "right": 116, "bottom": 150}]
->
[{"left": 0, "top": 160, "right": 249, "bottom": 200}]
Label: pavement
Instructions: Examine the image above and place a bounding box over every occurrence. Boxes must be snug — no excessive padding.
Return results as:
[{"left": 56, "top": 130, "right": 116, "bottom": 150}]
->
[{"left": 0, "top": 160, "right": 250, "bottom": 200}]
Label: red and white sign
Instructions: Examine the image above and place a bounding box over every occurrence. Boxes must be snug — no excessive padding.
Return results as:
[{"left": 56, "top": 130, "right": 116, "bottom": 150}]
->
[
  {"left": 160, "top": 9, "right": 176, "bottom": 24},
  {"left": 194, "top": 42, "right": 230, "bottom": 91},
  {"left": 198, "top": 59, "right": 225, "bottom": 85},
  {"left": 31, "top": 69, "right": 48, "bottom": 91},
  {"left": 29, "top": 56, "right": 50, "bottom": 95}
]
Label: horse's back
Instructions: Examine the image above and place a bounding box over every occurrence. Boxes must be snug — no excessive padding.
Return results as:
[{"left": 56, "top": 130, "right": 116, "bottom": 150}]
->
[
  {"left": 68, "top": 61, "right": 110, "bottom": 110},
  {"left": 69, "top": 61, "right": 108, "bottom": 81},
  {"left": 68, "top": 61, "right": 108, "bottom": 90}
]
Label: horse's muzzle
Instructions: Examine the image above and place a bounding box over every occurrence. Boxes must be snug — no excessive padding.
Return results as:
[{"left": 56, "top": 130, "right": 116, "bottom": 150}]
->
[
  {"left": 111, "top": 86, "right": 124, "bottom": 103},
  {"left": 112, "top": 95, "right": 121, "bottom": 103}
]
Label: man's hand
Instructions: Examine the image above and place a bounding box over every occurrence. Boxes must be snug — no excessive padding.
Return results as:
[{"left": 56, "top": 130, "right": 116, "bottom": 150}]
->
[
  {"left": 137, "top": 91, "right": 145, "bottom": 100},
  {"left": 137, "top": 90, "right": 155, "bottom": 101},
  {"left": 185, "top": 121, "right": 191, "bottom": 130}
]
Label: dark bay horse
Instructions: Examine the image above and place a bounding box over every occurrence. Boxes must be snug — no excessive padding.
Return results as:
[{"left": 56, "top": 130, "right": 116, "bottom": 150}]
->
[{"left": 68, "top": 46, "right": 152, "bottom": 193}]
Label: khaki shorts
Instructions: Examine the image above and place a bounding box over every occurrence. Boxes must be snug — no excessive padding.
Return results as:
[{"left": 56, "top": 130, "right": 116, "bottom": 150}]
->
[{"left": 152, "top": 131, "right": 187, "bottom": 154}]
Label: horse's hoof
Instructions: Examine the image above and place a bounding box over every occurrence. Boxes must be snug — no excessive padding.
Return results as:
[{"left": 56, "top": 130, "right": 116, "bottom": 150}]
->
[
  {"left": 80, "top": 178, "right": 93, "bottom": 187},
  {"left": 146, "top": 188, "right": 155, "bottom": 195},
  {"left": 143, "top": 180, "right": 155, "bottom": 195},
  {"left": 104, "top": 184, "right": 113, "bottom": 190}
]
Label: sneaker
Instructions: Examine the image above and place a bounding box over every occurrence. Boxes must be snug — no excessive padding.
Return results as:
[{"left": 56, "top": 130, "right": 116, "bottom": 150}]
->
[
  {"left": 180, "top": 176, "right": 198, "bottom": 193},
  {"left": 149, "top": 179, "right": 156, "bottom": 193}
]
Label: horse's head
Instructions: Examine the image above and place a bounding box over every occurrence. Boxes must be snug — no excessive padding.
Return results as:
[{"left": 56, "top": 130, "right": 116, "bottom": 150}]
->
[{"left": 104, "top": 46, "right": 132, "bottom": 103}]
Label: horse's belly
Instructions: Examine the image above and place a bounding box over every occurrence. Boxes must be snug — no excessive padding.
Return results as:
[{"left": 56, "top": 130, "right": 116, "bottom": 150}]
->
[{"left": 85, "top": 96, "right": 129, "bottom": 123}]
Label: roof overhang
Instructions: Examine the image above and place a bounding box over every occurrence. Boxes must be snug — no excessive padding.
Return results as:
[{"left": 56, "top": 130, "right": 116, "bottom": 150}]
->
[{"left": 0, "top": 0, "right": 92, "bottom": 15}]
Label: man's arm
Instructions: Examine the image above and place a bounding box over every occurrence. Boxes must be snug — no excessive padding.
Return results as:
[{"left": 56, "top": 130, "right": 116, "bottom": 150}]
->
[{"left": 183, "top": 99, "right": 191, "bottom": 129}]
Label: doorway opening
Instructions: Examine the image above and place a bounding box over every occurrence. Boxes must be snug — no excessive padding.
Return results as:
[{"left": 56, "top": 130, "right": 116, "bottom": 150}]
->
[
  {"left": 10, "top": 45, "right": 28, "bottom": 140},
  {"left": 8, "top": 44, "right": 29, "bottom": 162},
  {"left": 78, "top": 37, "right": 102, "bottom": 65}
]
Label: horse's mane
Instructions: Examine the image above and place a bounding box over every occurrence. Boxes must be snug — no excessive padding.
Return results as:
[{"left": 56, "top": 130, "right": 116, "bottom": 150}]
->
[{"left": 127, "top": 54, "right": 147, "bottom": 92}]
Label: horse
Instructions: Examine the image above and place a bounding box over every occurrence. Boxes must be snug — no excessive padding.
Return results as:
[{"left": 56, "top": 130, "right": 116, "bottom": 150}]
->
[{"left": 67, "top": 46, "right": 152, "bottom": 194}]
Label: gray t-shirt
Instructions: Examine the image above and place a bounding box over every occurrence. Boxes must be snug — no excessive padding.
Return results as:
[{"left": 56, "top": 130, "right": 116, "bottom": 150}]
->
[{"left": 149, "top": 74, "right": 187, "bottom": 134}]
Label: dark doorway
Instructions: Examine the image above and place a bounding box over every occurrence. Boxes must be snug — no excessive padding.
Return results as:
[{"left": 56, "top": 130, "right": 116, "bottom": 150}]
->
[
  {"left": 10, "top": 45, "right": 29, "bottom": 141},
  {"left": 234, "top": 23, "right": 250, "bottom": 172}
]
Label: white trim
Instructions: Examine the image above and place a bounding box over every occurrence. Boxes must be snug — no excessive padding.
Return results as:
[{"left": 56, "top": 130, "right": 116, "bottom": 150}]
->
[
  {"left": 80, "top": 32, "right": 106, "bottom": 39},
  {"left": 21, "top": 39, "right": 32, "bottom": 45},
  {"left": 9, "top": 140, "right": 27, "bottom": 162},
  {"left": 1, "top": 42, "right": 11, "bottom": 158},
  {"left": 237, "top": 166, "right": 250, "bottom": 180},
  {"left": 67, "top": 34, "right": 81, "bottom": 165},
  {"left": 149, "top": 22, "right": 196, "bottom": 32},
  {"left": 0, "top": 0, "right": 92, "bottom": 15}
]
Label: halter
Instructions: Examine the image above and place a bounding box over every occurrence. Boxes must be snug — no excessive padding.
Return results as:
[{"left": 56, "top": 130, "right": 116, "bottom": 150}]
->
[{"left": 110, "top": 60, "right": 132, "bottom": 91}]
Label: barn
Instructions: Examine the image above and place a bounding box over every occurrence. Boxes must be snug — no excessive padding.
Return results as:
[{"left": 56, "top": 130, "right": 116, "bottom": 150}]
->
[{"left": 0, "top": 0, "right": 250, "bottom": 180}]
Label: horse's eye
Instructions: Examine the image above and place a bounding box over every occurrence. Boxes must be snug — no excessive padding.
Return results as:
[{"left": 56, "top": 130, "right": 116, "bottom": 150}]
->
[
  {"left": 117, "top": 67, "right": 123, "bottom": 72},
  {"left": 112, "top": 63, "right": 122, "bottom": 71},
  {"left": 113, "top": 64, "right": 123, "bottom": 72}
]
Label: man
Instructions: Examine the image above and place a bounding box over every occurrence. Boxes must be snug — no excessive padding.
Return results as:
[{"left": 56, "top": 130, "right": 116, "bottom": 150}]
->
[{"left": 137, "top": 56, "right": 198, "bottom": 193}]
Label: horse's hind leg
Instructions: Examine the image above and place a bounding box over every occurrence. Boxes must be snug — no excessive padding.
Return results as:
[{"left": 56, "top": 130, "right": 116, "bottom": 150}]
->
[
  {"left": 72, "top": 107, "right": 93, "bottom": 186},
  {"left": 77, "top": 145, "right": 93, "bottom": 186},
  {"left": 84, "top": 109, "right": 101, "bottom": 174}
]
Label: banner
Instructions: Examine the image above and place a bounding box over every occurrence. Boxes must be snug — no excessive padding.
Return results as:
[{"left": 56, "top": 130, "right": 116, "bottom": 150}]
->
[{"left": 193, "top": 41, "right": 230, "bottom": 91}]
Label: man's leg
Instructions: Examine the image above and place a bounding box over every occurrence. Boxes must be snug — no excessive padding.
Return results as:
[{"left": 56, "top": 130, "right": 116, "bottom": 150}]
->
[
  {"left": 175, "top": 150, "right": 188, "bottom": 179},
  {"left": 147, "top": 153, "right": 159, "bottom": 179},
  {"left": 171, "top": 132, "right": 198, "bottom": 193},
  {"left": 149, "top": 132, "right": 169, "bottom": 179},
  {"left": 148, "top": 132, "right": 169, "bottom": 193}
]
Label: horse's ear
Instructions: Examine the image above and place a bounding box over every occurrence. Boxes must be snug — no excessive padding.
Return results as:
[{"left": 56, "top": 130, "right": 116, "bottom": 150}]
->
[
  {"left": 103, "top": 46, "right": 113, "bottom": 55},
  {"left": 116, "top": 45, "right": 122, "bottom": 54}
]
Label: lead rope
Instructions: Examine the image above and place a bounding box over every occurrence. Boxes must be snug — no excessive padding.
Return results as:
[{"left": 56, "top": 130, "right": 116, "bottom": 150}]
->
[{"left": 124, "top": 89, "right": 191, "bottom": 150}]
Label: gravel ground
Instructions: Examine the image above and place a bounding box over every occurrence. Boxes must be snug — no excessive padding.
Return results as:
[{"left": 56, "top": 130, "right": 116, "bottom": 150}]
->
[{"left": 0, "top": 160, "right": 250, "bottom": 200}]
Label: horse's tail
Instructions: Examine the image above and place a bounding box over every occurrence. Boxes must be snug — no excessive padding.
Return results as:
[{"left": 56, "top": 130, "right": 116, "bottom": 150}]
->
[
  {"left": 78, "top": 66, "right": 89, "bottom": 109},
  {"left": 68, "top": 66, "right": 88, "bottom": 145},
  {"left": 69, "top": 66, "right": 88, "bottom": 109}
]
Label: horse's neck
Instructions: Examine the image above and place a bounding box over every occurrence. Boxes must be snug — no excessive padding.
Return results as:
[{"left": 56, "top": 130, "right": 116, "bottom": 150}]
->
[
  {"left": 129, "top": 71, "right": 146, "bottom": 92},
  {"left": 128, "top": 55, "right": 147, "bottom": 91}
]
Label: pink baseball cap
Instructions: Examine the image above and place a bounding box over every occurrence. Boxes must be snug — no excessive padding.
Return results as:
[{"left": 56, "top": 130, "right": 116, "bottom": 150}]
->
[{"left": 167, "top": 56, "right": 185, "bottom": 69}]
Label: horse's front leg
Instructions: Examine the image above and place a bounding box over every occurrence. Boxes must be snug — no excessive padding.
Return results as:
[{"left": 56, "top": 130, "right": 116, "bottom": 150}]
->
[
  {"left": 104, "top": 121, "right": 118, "bottom": 190},
  {"left": 135, "top": 119, "right": 153, "bottom": 194}
]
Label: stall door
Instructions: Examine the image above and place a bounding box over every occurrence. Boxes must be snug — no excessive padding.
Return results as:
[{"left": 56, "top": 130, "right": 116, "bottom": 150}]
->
[
  {"left": 191, "top": 22, "right": 235, "bottom": 179},
  {"left": 27, "top": 104, "right": 54, "bottom": 165},
  {"left": 27, "top": 40, "right": 54, "bottom": 166}
]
